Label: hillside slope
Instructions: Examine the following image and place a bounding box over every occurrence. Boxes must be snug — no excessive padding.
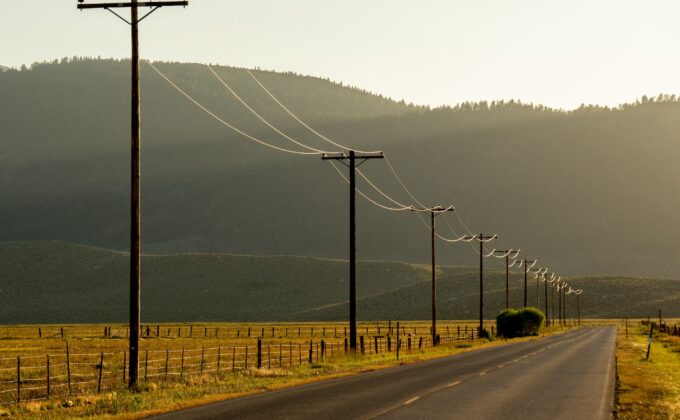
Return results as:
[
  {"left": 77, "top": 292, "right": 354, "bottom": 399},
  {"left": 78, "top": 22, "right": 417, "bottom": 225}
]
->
[
  {"left": 1, "top": 241, "right": 677, "bottom": 323},
  {"left": 3, "top": 59, "right": 680, "bottom": 277}
]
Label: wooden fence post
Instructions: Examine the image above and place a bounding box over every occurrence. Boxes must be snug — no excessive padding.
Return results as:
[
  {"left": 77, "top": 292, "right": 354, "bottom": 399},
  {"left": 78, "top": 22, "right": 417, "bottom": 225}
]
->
[
  {"left": 46, "top": 354, "right": 51, "bottom": 399},
  {"left": 16, "top": 356, "right": 21, "bottom": 403},
  {"left": 200, "top": 348, "right": 205, "bottom": 373},
  {"left": 267, "top": 345, "right": 271, "bottom": 369},
  {"left": 122, "top": 351, "right": 127, "bottom": 384},
  {"left": 97, "top": 352, "right": 104, "bottom": 393},
  {"left": 180, "top": 348, "right": 185, "bottom": 379},
  {"left": 308, "top": 340, "right": 313, "bottom": 363},
  {"left": 245, "top": 346, "right": 249, "bottom": 369},
  {"left": 360, "top": 336, "right": 365, "bottom": 355},
  {"left": 374, "top": 337, "right": 378, "bottom": 354},
  {"left": 66, "top": 341, "right": 72, "bottom": 395},
  {"left": 39, "top": 327, "right": 42, "bottom": 338},
  {"left": 396, "top": 321, "right": 400, "bottom": 360},
  {"left": 164, "top": 350, "right": 169, "bottom": 382},
  {"left": 61, "top": 327, "right": 64, "bottom": 339},
  {"left": 217, "top": 346, "right": 222, "bottom": 372},
  {"left": 231, "top": 347, "right": 236, "bottom": 372},
  {"left": 144, "top": 350, "right": 149, "bottom": 381},
  {"left": 257, "top": 338, "right": 262, "bottom": 369}
]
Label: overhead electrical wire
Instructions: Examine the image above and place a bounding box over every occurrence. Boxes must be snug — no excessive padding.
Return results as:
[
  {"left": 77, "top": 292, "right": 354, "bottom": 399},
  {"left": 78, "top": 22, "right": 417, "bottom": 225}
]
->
[
  {"left": 207, "top": 65, "right": 328, "bottom": 154},
  {"left": 329, "top": 161, "right": 413, "bottom": 212},
  {"left": 245, "top": 68, "right": 381, "bottom": 154},
  {"left": 146, "top": 61, "right": 320, "bottom": 156}
]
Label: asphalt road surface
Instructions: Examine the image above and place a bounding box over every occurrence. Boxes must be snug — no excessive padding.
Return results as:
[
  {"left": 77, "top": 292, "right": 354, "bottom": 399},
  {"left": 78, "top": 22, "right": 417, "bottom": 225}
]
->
[{"left": 153, "top": 327, "right": 616, "bottom": 420}]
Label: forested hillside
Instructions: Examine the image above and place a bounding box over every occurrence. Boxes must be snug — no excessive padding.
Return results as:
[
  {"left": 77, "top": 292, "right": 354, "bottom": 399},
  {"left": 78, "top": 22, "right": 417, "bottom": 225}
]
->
[{"left": 2, "top": 58, "right": 680, "bottom": 277}]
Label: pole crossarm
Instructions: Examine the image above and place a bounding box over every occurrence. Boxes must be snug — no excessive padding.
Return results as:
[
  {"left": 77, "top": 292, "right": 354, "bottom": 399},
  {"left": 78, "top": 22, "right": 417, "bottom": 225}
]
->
[{"left": 77, "top": 1, "right": 188, "bottom": 9}]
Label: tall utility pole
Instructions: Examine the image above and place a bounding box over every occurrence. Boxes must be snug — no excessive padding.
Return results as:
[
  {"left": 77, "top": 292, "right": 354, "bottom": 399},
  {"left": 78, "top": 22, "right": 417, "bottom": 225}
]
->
[
  {"left": 466, "top": 234, "right": 497, "bottom": 334},
  {"left": 493, "top": 250, "right": 519, "bottom": 310},
  {"left": 77, "top": 0, "right": 188, "bottom": 389},
  {"left": 322, "top": 150, "right": 383, "bottom": 353},
  {"left": 520, "top": 259, "right": 537, "bottom": 307},
  {"left": 543, "top": 273, "right": 550, "bottom": 325},
  {"left": 413, "top": 206, "right": 454, "bottom": 345},
  {"left": 528, "top": 267, "right": 547, "bottom": 308}
]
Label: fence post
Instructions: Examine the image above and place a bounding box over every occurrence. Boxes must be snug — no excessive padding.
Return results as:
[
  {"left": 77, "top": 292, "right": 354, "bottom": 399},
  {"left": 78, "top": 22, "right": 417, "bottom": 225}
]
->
[
  {"left": 217, "top": 346, "right": 222, "bottom": 372},
  {"left": 245, "top": 346, "right": 249, "bottom": 369},
  {"left": 257, "top": 338, "right": 262, "bottom": 369},
  {"left": 16, "top": 356, "right": 20, "bottom": 403},
  {"left": 279, "top": 344, "right": 283, "bottom": 367},
  {"left": 144, "top": 350, "right": 149, "bottom": 381},
  {"left": 418, "top": 337, "right": 423, "bottom": 349},
  {"left": 200, "top": 348, "right": 205, "bottom": 373},
  {"left": 408, "top": 336, "right": 412, "bottom": 351},
  {"left": 374, "top": 336, "right": 378, "bottom": 354},
  {"left": 39, "top": 327, "right": 42, "bottom": 338},
  {"left": 98, "top": 352, "right": 104, "bottom": 393},
  {"left": 308, "top": 340, "right": 313, "bottom": 363},
  {"left": 46, "top": 354, "right": 51, "bottom": 399},
  {"left": 61, "top": 327, "right": 64, "bottom": 339},
  {"left": 321, "top": 339, "right": 326, "bottom": 360},
  {"left": 396, "top": 321, "right": 400, "bottom": 360},
  {"left": 289, "top": 342, "right": 292, "bottom": 367},
  {"left": 190, "top": 326, "right": 193, "bottom": 338},
  {"left": 360, "top": 336, "right": 365, "bottom": 355},
  {"left": 387, "top": 335, "right": 392, "bottom": 352},
  {"left": 180, "top": 348, "right": 185, "bottom": 379},
  {"left": 164, "top": 350, "right": 169, "bottom": 382},
  {"left": 231, "top": 347, "right": 236, "bottom": 372},
  {"left": 298, "top": 343, "right": 302, "bottom": 365},
  {"left": 122, "top": 351, "right": 127, "bottom": 384},
  {"left": 66, "top": 341, "right": 72, "bottom": 395},
  {"left": 268, "top": 344, "right": 271, "bottom": 369},
  {"left": 248, "top": 327, "right": 251, "bottom": 337},
  {"left": 646, "top": 324, "right": 654, "bottom": 360}
]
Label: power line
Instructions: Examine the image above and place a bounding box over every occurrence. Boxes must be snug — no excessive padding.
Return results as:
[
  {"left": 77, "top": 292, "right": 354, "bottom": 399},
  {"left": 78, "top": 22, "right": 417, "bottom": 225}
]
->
[
  {"left": 147, "top": 62, "right": 321, "bottom": 156},
  {"left": 206, "top": 65, "right": 329, "bottom": 154}
]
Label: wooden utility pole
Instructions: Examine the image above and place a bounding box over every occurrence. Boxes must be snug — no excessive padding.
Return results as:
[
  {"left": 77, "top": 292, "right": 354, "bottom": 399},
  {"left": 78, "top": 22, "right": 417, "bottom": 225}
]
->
[
  {"left": 468, "top": 234, "right": 497, "bottom": 335},
  {"left": 521, "top": 259, "right": 537, "bottom": 308},
  {"left": 543, "top": 274, "right": 549, "bottom": 325},
  {"left": 77, "top": 0, "right": 189, "bottom": 389},
  {"left": 423, "top": 206, "right": 454, "bottom": 345},
  {"left": 492, "top": 250, "right": 519, "bottom": 310},
  {"left": 322, "top": 150, "right": 383, "bottom": 353}
]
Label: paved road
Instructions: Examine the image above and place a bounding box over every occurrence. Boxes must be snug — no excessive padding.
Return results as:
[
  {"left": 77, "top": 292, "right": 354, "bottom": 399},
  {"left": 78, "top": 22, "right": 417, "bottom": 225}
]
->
[{"left": 153, "top": 327, "right": 616, "bottom": 420}]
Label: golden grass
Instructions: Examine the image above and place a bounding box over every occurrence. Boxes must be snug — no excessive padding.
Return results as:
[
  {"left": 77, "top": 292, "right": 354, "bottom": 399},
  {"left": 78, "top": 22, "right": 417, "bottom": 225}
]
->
[
  {"left": 0, "top": 322, "right": 573, "bottom": 419},
  {"left": 615, "top": 323, "right": 680, "bottom": 419}
]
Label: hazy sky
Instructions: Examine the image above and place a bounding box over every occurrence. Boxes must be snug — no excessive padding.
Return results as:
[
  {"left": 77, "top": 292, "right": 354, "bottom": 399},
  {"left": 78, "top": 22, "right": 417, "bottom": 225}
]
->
[{"left": 4, "top": 0, "right": 680, "bottom": 109}]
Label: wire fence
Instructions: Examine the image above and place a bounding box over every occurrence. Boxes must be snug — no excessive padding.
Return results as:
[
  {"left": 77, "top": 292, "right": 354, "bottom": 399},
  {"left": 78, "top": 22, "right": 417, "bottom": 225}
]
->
[
  {"left": 0, "top": 327, "right": 479, "bottom": 405},
  {"left": 0, "top": 322, "right": 484, "bottom": 341}
]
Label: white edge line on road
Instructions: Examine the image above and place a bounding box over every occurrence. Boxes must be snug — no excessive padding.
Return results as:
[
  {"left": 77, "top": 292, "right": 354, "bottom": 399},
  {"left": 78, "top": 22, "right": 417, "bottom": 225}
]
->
[
  {"left": 447, "top": 380, "right": 462, "bottom": 387},
  {"left": 403, "top": 396, "right": 420, "bottom": 405},
  {"left": 479, "top": 371, "right": 487, "bottom": 376}
]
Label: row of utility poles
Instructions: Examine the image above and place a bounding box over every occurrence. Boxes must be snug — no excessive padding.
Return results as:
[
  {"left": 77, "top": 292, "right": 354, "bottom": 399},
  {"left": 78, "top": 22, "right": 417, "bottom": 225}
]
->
[{"left": 76, "top": 0, "right": 585, "bottom": 390}]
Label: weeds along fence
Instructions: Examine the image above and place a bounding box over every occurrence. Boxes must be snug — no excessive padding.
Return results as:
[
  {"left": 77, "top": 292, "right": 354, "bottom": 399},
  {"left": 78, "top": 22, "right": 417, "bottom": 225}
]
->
[
  {"left": 0, "top": 322, "right": 486, "bottom": 340},
  {"left": 0, "top": 329, "right": 479, "bottom": 405}
]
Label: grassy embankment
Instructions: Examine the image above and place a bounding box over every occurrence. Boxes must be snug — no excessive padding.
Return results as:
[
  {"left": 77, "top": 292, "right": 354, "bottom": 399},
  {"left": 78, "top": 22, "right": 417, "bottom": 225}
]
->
[
  {"left": 0, "top": 322, "right": 572, "bottom": 419},
  {"left": 616, "top": 321, "right": 680, "bottom": 419}
]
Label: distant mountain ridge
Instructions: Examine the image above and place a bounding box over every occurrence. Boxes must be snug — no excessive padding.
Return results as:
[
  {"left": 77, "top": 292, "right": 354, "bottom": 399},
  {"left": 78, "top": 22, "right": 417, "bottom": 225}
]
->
[
  {"left": 1, "top": 241, "right": 678, "bottom": 323},
  {"left": 2, "top": 58, "right": 680, "bottom": 277}
]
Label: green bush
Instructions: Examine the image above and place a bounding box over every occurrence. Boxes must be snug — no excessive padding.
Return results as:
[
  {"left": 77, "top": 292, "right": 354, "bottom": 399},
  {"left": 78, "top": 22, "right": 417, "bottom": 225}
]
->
[{"left": 496, "top": 307, "right": 545, "bottom": 338}]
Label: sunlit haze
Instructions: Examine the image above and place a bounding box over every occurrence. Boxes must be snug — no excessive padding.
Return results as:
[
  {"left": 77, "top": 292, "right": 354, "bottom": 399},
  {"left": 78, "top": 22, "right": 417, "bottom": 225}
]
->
[{"left": 4, "top": 0, "right": 680, "bottom": 110}]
